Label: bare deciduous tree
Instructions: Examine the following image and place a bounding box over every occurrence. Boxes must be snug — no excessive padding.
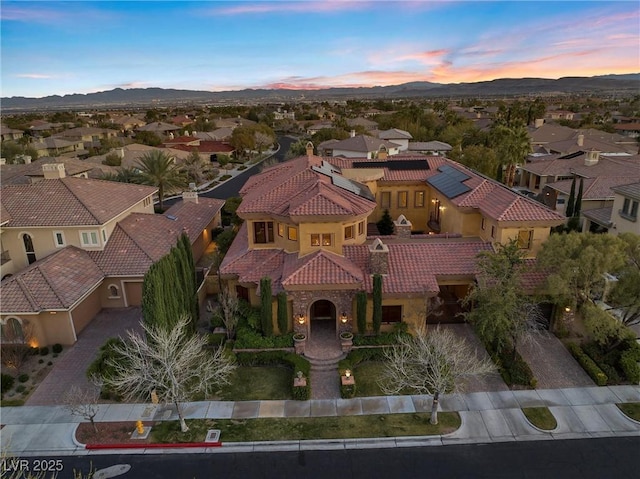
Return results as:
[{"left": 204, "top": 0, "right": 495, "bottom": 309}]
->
[
  {"left": 219, "top": 287, "right": 240, "bottom": 339},
  {"left": 1, "top": 321, "right": 37, "bottom": 374},
  {"left": 378, "top": 326, "right": 494, "bottom": 424},
  {"left": 104, "top": 316, "right": 235, "bottom": 432},
  {"left": 63, "top": 376, "right": 102, "bottom": 434}
]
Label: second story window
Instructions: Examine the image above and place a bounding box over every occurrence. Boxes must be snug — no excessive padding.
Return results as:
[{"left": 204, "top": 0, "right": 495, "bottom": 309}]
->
[
  {"left": 80, "top": 231, "right": 100, "bottom": 247},
  {"left": 381, "top": 191, "right": 391, "bottom": 208},
  {"left": 253, "top": 221, "right": 274, "bottom": 244},
  {"left": 358, "top": 221, "right": 365, "bottom": 235},
  {"left": 398, "top": 191, "right": 408, "bottom": 208},
  {"left": 415, "top": 191, "right": 425, "bottom": 207},
  {"left": 53, "top": 231, "right": 66, "bottom": 247},
  {"left": 287, "top": 226, "right": 298, "bottom": 241},
  {"left": 344, "top": 225, "right": 354, "bottom": 240},
  {"left": 620, "top": 198, "right": 639, "bottom": 221},
  {"left": 517, "top": 230, "right": 533, "bottom": 249},
  {"left": 311, "top": 234, "right": 332, "bottom": 247},
  {"left": 278, "top": 223, "right": 285, "bottom": 237}
]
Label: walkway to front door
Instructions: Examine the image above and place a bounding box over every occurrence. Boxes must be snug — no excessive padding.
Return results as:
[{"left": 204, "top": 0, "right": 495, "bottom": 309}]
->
[{"left": 305, "top": 320, "right": 344, "bottom": 399}]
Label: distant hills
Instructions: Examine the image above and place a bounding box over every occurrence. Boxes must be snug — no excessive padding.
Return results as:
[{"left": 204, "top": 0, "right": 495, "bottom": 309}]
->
[{"left": 2, "top": 74, "right": 638, "bottom": 111}]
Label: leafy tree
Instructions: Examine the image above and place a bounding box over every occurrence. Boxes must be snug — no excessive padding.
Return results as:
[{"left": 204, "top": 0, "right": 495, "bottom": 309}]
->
[
  {"left": 286, "top": 139, "right": 311, "bottom": 159},
  {"left": 463, "top": 240, "right": 545, "bottom": 358},
  {"left": 277, "top": 292, "right": 288, "bottom": 334},
  {"left": 230, "top": 125, "right": 256, "bottom": 160},
  {"left": 456, "top": 145, "right": 499, "bottom": 178},
  {"left": 311, "top": 128, "right": 349, "bottom": 144},
  {"left": 103, "top": 152, "right": 122, "bottom": 167},
  {"left": 607, "top": 233, "right": 640, "bottom": 327},
  {"left": 537, "top": 232, "right": 627, "bottom": 310},
  {"left": 134, "top": 131, "right": 162, "bottom": 146},
  {"left": 214, "top": 228, "right": 238, "bottom": 256},
  {"left": 135, "top": 150, "right": 187, "bottom": 212},
  {"left": 222, "top": 197, "right": 243, "bottom": 227},
  {"left": 376, "top": 209, "right": 394, "bottom": 235},
  {"left": 565, "top": 176, "right": 576, "bottom": 218},
  {"left": 356, "top": 291, "right": 367, "bottom": 334},
  {"left": 372, "top": 274, "right": 383, "bottom": 335},
  {"left": 105, "top": 316, "right": 235, "bottom": 432},
  {"left": 379, "top": 326, "right": 494, "bottom": 424},
  {"left": 582, "top": 302, "right": 634, "bottom": 352},
  {"left": 260, "top": 277, "right": 273, "bottom": 336}
]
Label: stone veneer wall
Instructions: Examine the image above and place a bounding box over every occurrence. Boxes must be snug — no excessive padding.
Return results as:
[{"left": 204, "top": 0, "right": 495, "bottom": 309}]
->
[{"left": 289, "top": 289, "right": 356, "bottom": 338}]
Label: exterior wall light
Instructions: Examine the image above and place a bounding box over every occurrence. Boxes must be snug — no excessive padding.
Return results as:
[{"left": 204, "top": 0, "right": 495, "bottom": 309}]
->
[
  {"left": 344, "top": 370, "right": 351, "bottom": 378},
  {"left": 297, "top": 314, "right": 306, "bottom": 325},
  {"left": 340, "top": 312, "right": 348, "bottom": 323},
  {"left": 564, "top": 306, "right": 571, "bottom": 313}
]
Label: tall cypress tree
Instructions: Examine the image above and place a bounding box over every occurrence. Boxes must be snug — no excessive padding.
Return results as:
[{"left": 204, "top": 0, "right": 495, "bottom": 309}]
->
[
  {"left": 356, "top": 291, "right": 367, "bottom": 334},
  {"left": 260, "top": 277, "right": 273, "bottom": 336},
  {"left": 574, "top": 178, "right": 584, "bottom": 218},
  {"left": 565, "top": 176, "right": 576, "bottom": 218},
  {"left": 179, "top": 233, "right": 198, "bottom": 326},
  {"left": 372, "top": 274, "right": 383, "bottom": 335},
  {"left": 277, "top": 292, "right": 288, "bottom": 334}
]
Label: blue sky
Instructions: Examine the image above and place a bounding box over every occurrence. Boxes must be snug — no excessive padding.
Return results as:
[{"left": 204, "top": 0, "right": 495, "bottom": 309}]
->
[{"left": 1, "top": 1, "right": 638, "bottom": 98}]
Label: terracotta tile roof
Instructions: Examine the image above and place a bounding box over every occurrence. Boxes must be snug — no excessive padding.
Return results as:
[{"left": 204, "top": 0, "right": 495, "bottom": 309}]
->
[
  {"left": 611, "top": 181, "right": 640, "bottom": 200},
  {"left": 170, "top": 141, "right": 235, "bottom": 154},
  {"left": 281, "top": 250, "right": 363, "bottom": 287},
  {"left": 1, "top": 177, "right": 157, "bottom": 227},
  {"left": 582, "top": 207, "right": 613, "bottom": 226},
  {"left": 547, "top": 177, "right": 640, "bottom": 200},
  {"left": 91, "top": 198, "right": 223, "bottom": 276},
  {"left": 520, "top": 259, "right": 548, "bottom": 295},
  {"left": 379, "top": 128, "right": 413, "bottom": 140},
  {"left": 238, "top": 156, "right": 376, "bottom": 218},
  {"left": 344, "top": 241, "right": 492, "bottom": 294},
  {"left": 163, "top": 135, "right": 200, "bottom": 145},
  {"left": 0, "top": 247, "right": 103, "bottom": 313},
  {"left": 326, "top": 135, "right": 399, "bottom": 153},
  {"left": 327, "top": 155, "right": 446, "bottom": 182}
]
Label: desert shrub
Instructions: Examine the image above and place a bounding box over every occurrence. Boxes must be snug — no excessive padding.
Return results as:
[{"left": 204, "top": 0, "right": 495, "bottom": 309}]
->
[
  {"left": 220, "top": 174, "right": 232, "bottom": 181},
  {"left": 18, "top": 374, "right": 29, "bottom": 383},
  {"left": 15, "top": 385, "right": 26, "bottom": 394},
  {"left": 567, "top": 343, "right": 608, "bottom": 386},
  {"left": 38, "top": 359, "right": 44, "bottom": 364},
  {"left": 52, "top": 344, "right": 63, "bottom": 354},
  {"left": 1, "top": 374, "right": 15, "bottom": 393},
  {"left": 39, "top": 347, "right": 49, "bottom": 356}
]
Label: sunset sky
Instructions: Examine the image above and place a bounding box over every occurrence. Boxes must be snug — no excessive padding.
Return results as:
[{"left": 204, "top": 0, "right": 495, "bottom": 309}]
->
[{"left": 1, "top": 1, "right": 638, "bottom": 98}]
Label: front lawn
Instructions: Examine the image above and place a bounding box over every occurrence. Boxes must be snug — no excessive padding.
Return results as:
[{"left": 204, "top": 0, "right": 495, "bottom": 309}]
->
[
  {"left": 617, "top": 402, "right": 640, "bottom": 422},
  {"left": 353, "top": 361, "right": 386, "bottom": 397},
  {"left": 218, "top": 366, "right": 292, "bottom": 401},
  {"left": 152, "top": 412, "right": 461, "bottom": 443},
  {"left": 522, "top": 407, "right": 557, "bottom": 430}
]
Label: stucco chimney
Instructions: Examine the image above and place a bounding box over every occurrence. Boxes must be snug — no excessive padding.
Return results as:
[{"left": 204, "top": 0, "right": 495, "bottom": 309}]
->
[
  {"left": 116, "top": 147, "right": 125, "bottom": 158},
  {"left": 182, "top": 191, "right": 198, "bottom": 203},
  {"left": 378, "top": 145, "right": 388, "bottom": 160},
  {"left": 369, "top": 238, "right": 389, "bottom": 275},
  {"left": 306, "top": 141, "right": 314, "bottom": 157},
  {"left": 393, "top": 215, "right": 412, "bottom": 238},
  {"left": 534, "top": 118, "right": 544, "bottom": 128},
  {"left": 584, "top": 150, "right": 600, "bottom": 166},
  {"left": 577, "top": 133, "right": 584, "bottom": 147},
  {"left": 23, "top": 155, "right": 32, "bottom": 164},
  {"left": 350, "top": 130, "right": 356, "bottom": 137},
  {"left": 42, "top": 163, "right": 66, "bottom": 179}
]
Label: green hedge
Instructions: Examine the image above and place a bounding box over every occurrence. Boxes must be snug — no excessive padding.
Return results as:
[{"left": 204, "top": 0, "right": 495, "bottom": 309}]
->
[
  {"left": 234, "top": 350, "right": 311, "bottom": 400},
  {"left": 582, "top": 342, "right": 622, "bottom": 385},
  {"left": 567, "top": 343, "right": 608, "bottom": 386},
  {"left": 1, "top": 374, "right": 15, "bottom": 395},
  {"left": 86, "top": 338, "right": 128, "bottom": 400},
  {"left": 234, "top": 328, "right": 293, "bottom": 349},
  {"left": 353, "top": 332, "right": 408, "bottom": 347}
]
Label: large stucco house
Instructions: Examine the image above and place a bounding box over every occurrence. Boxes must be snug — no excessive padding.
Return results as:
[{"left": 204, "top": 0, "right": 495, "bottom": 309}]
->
[
  {"left": 220, "top": 144, "right": 565, "bottom": 341},
  {"left": 0, "top": 164, "right": 224, "bottom": 346}
]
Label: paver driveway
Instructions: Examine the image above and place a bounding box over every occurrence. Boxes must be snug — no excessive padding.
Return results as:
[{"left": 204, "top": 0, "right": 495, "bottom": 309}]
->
[{"left": 26, "top": 308, "right": 143, "bottom": 406}]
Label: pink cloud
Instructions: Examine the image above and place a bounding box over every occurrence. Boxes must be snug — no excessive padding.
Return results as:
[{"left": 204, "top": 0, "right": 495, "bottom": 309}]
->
[
  {"left": 208, "top": 1, "right": 370, "bottom": 16},
  {"left": 1, "top": 5, "right": 118, "bottom": 24},
  {"left": 15, "top": 73, "right": 54, "bottom": 79},
  {"left": 397, "top": 49, "right": 450, "bottom": 64}
]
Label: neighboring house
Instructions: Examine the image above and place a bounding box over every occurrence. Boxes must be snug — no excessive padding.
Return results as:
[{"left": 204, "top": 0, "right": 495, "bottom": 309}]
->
[
  {"left": 0, "top": 157, "right": 110, "bottom": 186},
  {"left": 346, "top": 117, "right": 378, "bottom": 132},
  {"left": 171, "top": 115, "right": 194, "bottom": 127},
  {"left": 613, "top": 122, "right": 640, "bottom": 139},
  {"left": 545, "top": 110, "right": 576, "bottom": 121},
  {"left": 407, "top": 141, "right": 452, "bottom": 156},
  {"left": 86, "top": 143, "right": 191, "bottom": 170},
  {"left": 110, "top": 115, "right": 146, "bottom": 131},
  {"left": 582, "top": 182, "right": 640, "bottom": 235},
  {"left": 529, "top": 124, "right": 636, "bottom": 156},
  {"left": 219, "top": 144, "right": 564, "bottom": 343},
  {"left": 305, "top": 121, "right": 334, "bottom": 136},
  {"left": 0, "top": 164, "right": 224, "bottom": 346},
  {"left": 52, "top": 127, "right": 119, "bottom": 149},
  {"left": 136, "top": 122, "right": 181, "bottom": 135},
  {"left": 273, "top": 109, "right": 295, "bottom": 121},
  {"left": 317, "top": 134, "right": 400, "bottom": 159},
  {"left": 378, "top": 128, "right": 413, "bottom": 151},
  {"left": 1, "top": 125, "right": 24, "bottom": 142},
  {"left": 30, "top": 137, "right": 84, "bottom": 157}
]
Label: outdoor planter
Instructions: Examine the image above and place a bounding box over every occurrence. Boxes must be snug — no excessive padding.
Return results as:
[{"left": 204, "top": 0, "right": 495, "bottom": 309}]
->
[
  {"left": 293, "top": 333, "right": 306, "bottom": 355},
  {"left": 339, "top": 332, "right": 353, "bottom": 352}
]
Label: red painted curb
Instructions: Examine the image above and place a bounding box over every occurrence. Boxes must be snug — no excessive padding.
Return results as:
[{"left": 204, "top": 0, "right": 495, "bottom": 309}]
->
[{"left": 85, "top": 442, "right": 222, "bottom": 450}]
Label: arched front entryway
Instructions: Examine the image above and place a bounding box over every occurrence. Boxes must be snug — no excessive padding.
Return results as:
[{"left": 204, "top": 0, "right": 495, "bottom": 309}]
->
[{"left": 309, "top": 299, "right": 337, "bottom": 340}]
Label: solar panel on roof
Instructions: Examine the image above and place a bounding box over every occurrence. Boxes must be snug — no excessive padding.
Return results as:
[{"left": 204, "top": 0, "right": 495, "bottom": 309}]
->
[
  {"left": 332, "top": 175, "right": 375, "bottom": 201},
  {"left": 559, "top": 151, "right": 584, "bottom": 160},
  {"left": 352, "top": 160, "right": 429, "bottom": 170},
  {"left": 427, "top": 174, "right": 471, "bottom": 199},
  {"left": 437, "top": 164, "right": 470, "bottom": 181}
]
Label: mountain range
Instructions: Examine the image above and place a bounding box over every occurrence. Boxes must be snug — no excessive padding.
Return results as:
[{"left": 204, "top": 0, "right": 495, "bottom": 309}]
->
[{"left": 2, "top": 74, "right": 638, "bottom": 111}]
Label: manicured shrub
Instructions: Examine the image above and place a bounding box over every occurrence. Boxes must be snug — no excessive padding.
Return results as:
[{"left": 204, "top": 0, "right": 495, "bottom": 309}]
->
[
  {"left": 39, "top": 347, "right": 49, "bottom": 356},
  {"left": 340, "top": 381, "right": 356, "bottom": 399},
  {"left": 52, "top": 343, "right": 63, "bottom": 354},
  {"left": 567, "top": 343, "right": 608, "bottom": 386},
  {"left": 372, "top": 274, "right": 382, "bottom": 335},
  {"left": 15, "top": 385, "right": 26, "bottom": 394},
  {"left": 260, "top": 277, "right": 273, "bottom": 336},
  {"left": 356, "top": 291, "right": 367, "bottom": 334},
  {"left": 18, "top": 374, "right": 29, "bottom": 383},
  {"left": 234, "top": 328, "right": 293, "bottom": 349},
  {"left": 38, "top": 359, "right": 44, "bottom": 364},
  {"left": 220, "top": 174, "right": 232, "bottom": 181},
  {"left": 620, "top": 349, "right": 640, "bottom": 384},
  {"left": 277, "top": 292, "right": 288, "bottom": 335},
  {"left": 1, "top": 374, "right": 15, "bottom": 393}
]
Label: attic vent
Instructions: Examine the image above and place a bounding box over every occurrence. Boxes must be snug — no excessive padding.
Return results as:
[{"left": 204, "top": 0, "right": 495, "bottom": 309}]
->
[
  {"left": 375, "top": 242, "right": 385, "bottom": 250},
  {"left": 398, "top": 214, "right": 408, "bottom": 225},
  {"left": 166, "top": 214, "right": 178, "bottom": 221}
]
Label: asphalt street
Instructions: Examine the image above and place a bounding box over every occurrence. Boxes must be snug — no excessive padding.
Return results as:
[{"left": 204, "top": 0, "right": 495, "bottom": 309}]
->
[{"left": 31, "top": 437, "right": 640, "bottom": 479}]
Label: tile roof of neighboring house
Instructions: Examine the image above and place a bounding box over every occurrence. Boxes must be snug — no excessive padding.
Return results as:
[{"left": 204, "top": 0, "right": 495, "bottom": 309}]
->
[
  {"left": 544, "top": 137, "right": 635, "bottom": 155},
  {"left": 170, "top": 141, "right": 235, "bottom": 154},
  {"left": 53, "top": 127, "right": 118, "bottom": 138},
  {"left": 328, "top": 155, "right": 447, "bottom": 182},
  {"left": 1, "top": 157, "right": 103, "bottom": 185},
  {"left": 519, "top": 259, "right": 548, "bottom": 295},
  {"left": 379, "top": 128, "right": 413, "bottom": 140},
  {"left": 521, "top": 154, "right": 640, "bottom": 178},
  {"left": 583, "top": 207, "right": 614, "bottom": 227},
  {"left": 408, "top": 141, "right": 452, "bottom": 152},
  {"left": 238, "top": 155, "right": 376, "bottom": 218},
  {"left": 614, "top": 122, "right": 640, "bottom": 132},
  {"left": 346, "top": 118, "right": 378, "bottom": 128},
  {"left": 1, "top": 203, "right": 11, "bottom": 225},
  {"left": 281, "top": 250, "right": 363, "bottom": 287},
  {"left": 198, "top": 128, "right": 234, "bottom": 141},
  {"left": 1, "top": 125, "right": 23, "bottom": 135},
  {"left": 137, "top": 122, "right": 181, "bottom": 132},
  {"left": 529, "top": 124, "right": 578, "bottom": 144},
  {"left": 90, "top": 198, "right": 224, "bottom": 276},
  {"left": 1, "top": 177, "right": 157, "bottom": 227},
  {"left": 344, "top": 241, "right": 491, "bottom": 294},
  {"left": 326, "top": 135, "right": 400, "bottom": 154},
  {"left": 84, "top": 144, "right": 192, "bottom": 169},
  {"left": 0, "top": 246, "right": 104, "bottom": 313},
  {"left": 546, "top": 177, "right": 640, "bottom": 200},
  {"left": 611, "top": 182, "right": 640, "bottom": 200},
  {"left": 31, "top": 137, "right": 80, "bottom": 150},
  {"left": 163, "top": 135, "right": 200, "bottom": 146}
]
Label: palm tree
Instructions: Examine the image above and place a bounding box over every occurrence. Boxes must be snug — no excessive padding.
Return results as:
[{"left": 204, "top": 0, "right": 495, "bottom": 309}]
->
[
  {"left": 135, "top": 150, "right": 187, "bottom": 212},
  {"left": 490, "top": 123, "right": 531, "bottom": 187}
]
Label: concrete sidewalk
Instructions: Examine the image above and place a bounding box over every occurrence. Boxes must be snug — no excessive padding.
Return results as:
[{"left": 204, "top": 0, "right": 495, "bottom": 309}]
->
[{"left": 2, "top": 385, "right": 638, "bottom": 456}]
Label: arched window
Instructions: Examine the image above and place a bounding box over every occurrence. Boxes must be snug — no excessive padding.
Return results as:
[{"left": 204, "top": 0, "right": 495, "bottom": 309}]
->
[
  {"left": 22, "top": 233, "right": 36, "bottom": 264},
  {"left": 108, "top": 284, "right": 120, "bottom": 298},
  {"left": 1, "top": 317, "right": 24, "bottom": 342}
]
